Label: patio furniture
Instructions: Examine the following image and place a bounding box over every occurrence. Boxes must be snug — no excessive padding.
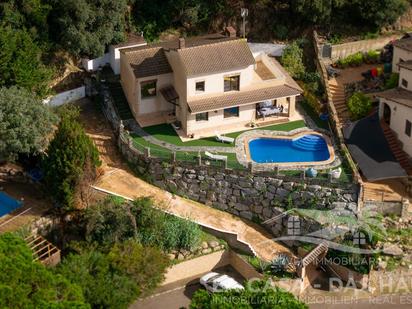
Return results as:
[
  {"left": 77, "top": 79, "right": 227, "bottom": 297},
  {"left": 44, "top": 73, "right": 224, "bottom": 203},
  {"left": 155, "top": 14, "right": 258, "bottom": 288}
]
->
[
  {"left": 215, "top": 132, "right": 234, "bottom": 143},
  {"left": 205, "top": 151, "right": 227, "bottom": 161},
  {"left": 257, "top": 106, "right": 281, "bottom": 118},
  {"left": 329, "top": 167, "right": 342, "bottom": 179}
]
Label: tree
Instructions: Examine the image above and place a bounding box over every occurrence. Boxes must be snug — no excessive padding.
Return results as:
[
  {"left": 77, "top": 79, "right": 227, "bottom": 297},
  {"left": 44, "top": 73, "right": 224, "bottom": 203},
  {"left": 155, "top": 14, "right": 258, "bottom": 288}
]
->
[
  {"left": 42, "top": 106, "right": 101, "bottom": 210},
  {"left": 190, "top": 279, "right": 307, "bottom": 309},
  {"left": 352, "top": 0, "right": 408, "bottom": 29},
  {"left": 50, "top": 0, "right": 128, "bottom": 57},
  {"left": 347, "top": 92, "right": 372, "bottom": 120},
  {"left": 108, "top": 240, "right": 169, "bottom": 295},
  {"left": 57, "top": 250, "right": 139, "bottom": 308},
  {"left": 0, "top": 0, "right": 52, "bottom": 45},
  {"left": 0, "top": 26, "right": 53, "bottom": 97},
  {"left": 0, "top": 86, "right": 57, "bottom": 161},
  {"left": 0, "top": 233, "right": 88, "bottom": 308},
  {"left": 291, "top": 0, "right": 345, "bottom": 25},
  {"left": 280, "top": 41, "right": 305, "bottom": 79}
]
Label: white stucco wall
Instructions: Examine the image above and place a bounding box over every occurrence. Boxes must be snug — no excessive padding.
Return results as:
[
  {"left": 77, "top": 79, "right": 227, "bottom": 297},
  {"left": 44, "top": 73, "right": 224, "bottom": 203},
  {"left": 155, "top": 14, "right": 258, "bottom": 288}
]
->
[
  {"left": 81, "top": 54, "right": 110, "bottom": 72},
  {"left": 136, "top": 73, "right": 174, "bottom": 115},
  {"left": 393, "top": 47, "right": 412, "bottom": 73},
  {"left": 186, "top": 65, "right": 255, "bottom": 98},
  {"left": 187, "top": 104, "right": 256, "bottom": 135},
  {"left": 399, "top": 67, "right": 412, "bottom": 91},
  {"left": 109, "top": 43, "right": 147, "bottom": 75},
  {"left": 43, "top": 86, "right": 86, "bottom": 107},
  {"left": 379, "top": 99, "right": 412, "bottom": 157}
]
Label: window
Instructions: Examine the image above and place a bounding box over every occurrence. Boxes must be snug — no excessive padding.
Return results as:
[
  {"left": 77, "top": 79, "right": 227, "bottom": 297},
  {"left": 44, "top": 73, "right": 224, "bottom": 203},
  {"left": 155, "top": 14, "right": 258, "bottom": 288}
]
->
[
  {"left": 224, "top": 75, "right": 240, "bottom": 92},
  {"left": 402, "top": 78, "right": 408, "bottom": 88},
  {"left": 140, "top": 80, "right": 157, "bottom": 98},
  {"left": 195, "top": 81, "right": 205, "bottom": 92},
  {"left": 195, "top": 112, "right": 208, "bottom": 121},
  {"left": 406, "top": 120, "right": 411, "bottom": 137},
  {"left": 223, "top": 106, "right": 239, "bottom": 118}
]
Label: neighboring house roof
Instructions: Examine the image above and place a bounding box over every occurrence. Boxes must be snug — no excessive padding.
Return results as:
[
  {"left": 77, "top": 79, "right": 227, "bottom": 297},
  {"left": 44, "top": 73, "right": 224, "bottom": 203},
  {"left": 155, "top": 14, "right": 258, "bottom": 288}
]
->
[
  {"left": 176, "top": 39, "right": 256, "bottom": 76},
  {"left": 398, "top": 60, "right": 412, "bottom": 70},
  {"left": 343, "top": 112, "right": 407, "bottom": 181},
  {"left": 124, "top": 47, "right": 173, "bottom": 78},
  {"left": 112, "top": 33, "right": 145, "bottom": 49},
  {"left": 187, "top": 84, "right": 301, "bottom": 113},
  {"left": 121, "top": 34, "right": 253, "bottom": 78},
  {"left": 376, "top": 87, "right": 412, "bottom": 109},
  {"left": 393, "top": 37, "right": 412, "bottom": 52}
]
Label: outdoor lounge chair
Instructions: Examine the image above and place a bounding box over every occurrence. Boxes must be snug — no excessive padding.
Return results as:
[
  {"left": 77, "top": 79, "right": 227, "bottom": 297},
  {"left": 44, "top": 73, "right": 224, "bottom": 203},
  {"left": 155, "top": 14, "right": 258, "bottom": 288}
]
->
[
  {"left": 215, "top": 132, "right": 234, "bottom": 144},
  {"left": 329, "top": 167, "right": 342, "bottom": 179},
  {"left": 204, "top": 151, "right": 227, "bottom": 161}
]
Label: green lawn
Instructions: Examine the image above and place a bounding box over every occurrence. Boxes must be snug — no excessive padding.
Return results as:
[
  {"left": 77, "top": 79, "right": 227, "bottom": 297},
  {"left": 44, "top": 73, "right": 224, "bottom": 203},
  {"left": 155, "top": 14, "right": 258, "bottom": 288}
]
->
[
  {"left": 131, "top": 133, "right": 244, "bottom": 168},
  {"left": 142, "top": 120, "right": 306, "bottom": 148}
]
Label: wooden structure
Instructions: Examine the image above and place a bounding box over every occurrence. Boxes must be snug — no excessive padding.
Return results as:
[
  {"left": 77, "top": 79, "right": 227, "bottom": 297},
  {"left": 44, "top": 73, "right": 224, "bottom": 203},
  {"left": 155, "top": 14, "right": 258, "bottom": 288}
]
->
[{"left": 25, "top": 234, "right": 61, "bottom": 266}]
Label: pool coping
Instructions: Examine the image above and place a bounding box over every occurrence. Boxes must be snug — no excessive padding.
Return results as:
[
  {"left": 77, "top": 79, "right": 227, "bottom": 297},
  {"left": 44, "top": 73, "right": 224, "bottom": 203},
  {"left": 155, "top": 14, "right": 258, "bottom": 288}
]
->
[{"left": 235, "top": 127, "right": 341, "bottom": 170}]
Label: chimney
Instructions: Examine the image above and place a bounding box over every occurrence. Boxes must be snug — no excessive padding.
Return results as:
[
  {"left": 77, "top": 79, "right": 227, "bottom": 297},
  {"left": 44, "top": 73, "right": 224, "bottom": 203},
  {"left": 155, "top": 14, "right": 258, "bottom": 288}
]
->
[
  {"left": 178, "top": 37, "right": 185, "bottom": 49},
  {"left": 225, "top": 26, "right": 236, "bottom": 38}
]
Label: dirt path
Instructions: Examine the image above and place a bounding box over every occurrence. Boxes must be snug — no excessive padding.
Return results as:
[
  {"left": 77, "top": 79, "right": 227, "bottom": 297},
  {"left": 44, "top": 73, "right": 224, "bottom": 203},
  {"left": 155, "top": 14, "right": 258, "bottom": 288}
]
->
[{"left": 77, "top": 98, "right": 293, "bottom": 261}]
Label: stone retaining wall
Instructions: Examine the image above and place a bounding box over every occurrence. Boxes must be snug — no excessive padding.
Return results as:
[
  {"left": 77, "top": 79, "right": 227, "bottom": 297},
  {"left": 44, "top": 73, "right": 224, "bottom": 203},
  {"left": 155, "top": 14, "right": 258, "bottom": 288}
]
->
[{"left": 119, "top": 133, "right": 358, "bottom": 237}]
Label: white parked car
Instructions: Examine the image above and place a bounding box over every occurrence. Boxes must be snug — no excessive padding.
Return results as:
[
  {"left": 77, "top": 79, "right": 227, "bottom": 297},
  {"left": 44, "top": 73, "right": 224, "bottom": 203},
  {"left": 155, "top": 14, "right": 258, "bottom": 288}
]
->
[{"left": 199, "top": 272, "right": 244, "bottom": 293}]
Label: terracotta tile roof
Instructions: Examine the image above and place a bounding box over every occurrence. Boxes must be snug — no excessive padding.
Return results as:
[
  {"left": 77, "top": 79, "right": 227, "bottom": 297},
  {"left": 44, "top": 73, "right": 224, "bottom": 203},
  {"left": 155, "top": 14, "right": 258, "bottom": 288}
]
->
[
  {"left": 376, "top": 87, "right": 412, "bottom": 109},
  {"left": 121, "top": 34, "right": 252, "bottom": 78},
  {"left": 176, "top": 39, "right": 256, "bottom": 76},
  {"left": 112, "top": 33, "right": 145, "bottom": 48},
  {"left": 393, "top": 38, "right": 412, "bottom": 52},
  {"left": 124, "top": 47, "right": 172, "bottom": 78},
  {"left": 187, "top": 85, "right": 302, "bottom": 113},
  {"left": 398, "top": 60, "right": 412, "bottom": 71}
]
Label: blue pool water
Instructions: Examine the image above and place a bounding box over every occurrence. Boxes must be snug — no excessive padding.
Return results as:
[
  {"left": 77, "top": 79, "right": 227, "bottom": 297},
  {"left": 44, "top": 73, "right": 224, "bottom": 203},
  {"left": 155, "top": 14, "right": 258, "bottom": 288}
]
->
[
  {"left": 249, "top": 134, "right": 330, "bottom": 163},
  {"left": 0, "top": 192, "right": 22, "bottom": 217}
]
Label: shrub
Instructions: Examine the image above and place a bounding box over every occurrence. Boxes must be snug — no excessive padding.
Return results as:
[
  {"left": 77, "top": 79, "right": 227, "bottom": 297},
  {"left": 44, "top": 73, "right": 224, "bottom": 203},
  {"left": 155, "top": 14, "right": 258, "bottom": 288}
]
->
[
  {"left": 348, "top": 92, "right": 373, "bottom": 120},
  {"left": 82, "top": 197, "right": 202, "bottom": 252},
  {"left": 280, "top": 40, "right": 305, "bottom": 79},
  {"left": 384, "top": 73, "right": 399, "bottom": 89},
  {"left": 108, "top": 240, "right": 169, "bottom": 294},
  {"left": 135, "top": 198, "right": 202, "bottom": 251},
  {"left": 190, "top": 280, "right": 308, "bottom": 309},
  {"left": 0, "top": 86, "right": 58, "bottom": 161},
  {"left": 336, "top": 52, "right": 367, "bottom": 68},
  {"left": 42, "top": 106, "right": 101, "bottom": 210},
  {"left": 0, "top": 233, "right": 87, "bottom": 308},
  {"left": 364, "top": 50, "right": 380, "bottom": 63},
  {"left": 57, "top": 250, "right": 139, "bottom": 308}
]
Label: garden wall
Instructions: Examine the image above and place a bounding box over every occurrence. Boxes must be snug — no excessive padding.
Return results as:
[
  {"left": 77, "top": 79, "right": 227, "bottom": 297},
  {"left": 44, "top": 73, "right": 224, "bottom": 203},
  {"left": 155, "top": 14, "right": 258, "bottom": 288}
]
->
[
  {"left": 327, "top": 34, "right": 401, "bottom": 61},
  {"left": 43, "top": 86, "right": 86, "bottom": 107}
]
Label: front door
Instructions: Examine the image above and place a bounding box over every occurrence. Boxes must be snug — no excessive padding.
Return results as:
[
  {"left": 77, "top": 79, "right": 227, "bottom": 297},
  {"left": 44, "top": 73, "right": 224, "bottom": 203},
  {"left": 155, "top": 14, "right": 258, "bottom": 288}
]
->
[{"left": 383, "top": 103, "right": 391, "bottom": 125}]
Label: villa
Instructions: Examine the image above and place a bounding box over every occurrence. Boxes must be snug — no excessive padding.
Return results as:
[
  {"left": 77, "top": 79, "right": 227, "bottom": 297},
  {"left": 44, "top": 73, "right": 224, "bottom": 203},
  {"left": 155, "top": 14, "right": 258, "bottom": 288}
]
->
[
  {"left": 377, "top": 39, "right": 412, "bottom": 160},
  {"left": 119, "top": 27, "right": 302, "bottom": 139}
]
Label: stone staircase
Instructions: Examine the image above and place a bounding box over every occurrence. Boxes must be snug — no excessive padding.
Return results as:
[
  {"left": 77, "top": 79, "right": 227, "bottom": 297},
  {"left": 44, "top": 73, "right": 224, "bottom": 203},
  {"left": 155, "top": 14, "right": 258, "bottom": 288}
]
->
[
  {"left": 381, "top": 121, "right": 412, "bottom": 175},
  {"left": 329, "top": 82, "right": 351, "bottom": 125},
  {"left": 301, "top": 242, "right": 329, "bottom": 268}
]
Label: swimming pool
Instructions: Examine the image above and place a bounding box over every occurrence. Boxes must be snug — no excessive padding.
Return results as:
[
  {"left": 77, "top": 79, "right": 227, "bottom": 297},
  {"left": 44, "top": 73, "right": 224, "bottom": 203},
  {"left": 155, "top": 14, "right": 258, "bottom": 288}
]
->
[
  {"left": 0, "top": 192, "right": 22, "bottom": 217},
  {"left": 248, "top": 134, "right": 331, "bottom": 164}
]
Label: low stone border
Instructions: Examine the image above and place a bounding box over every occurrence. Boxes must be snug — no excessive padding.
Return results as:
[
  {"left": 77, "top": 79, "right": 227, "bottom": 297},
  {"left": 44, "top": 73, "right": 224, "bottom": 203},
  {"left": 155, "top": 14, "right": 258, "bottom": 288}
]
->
[{"left": 235, "top": 127, "right": 341, "bottom": 171}]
